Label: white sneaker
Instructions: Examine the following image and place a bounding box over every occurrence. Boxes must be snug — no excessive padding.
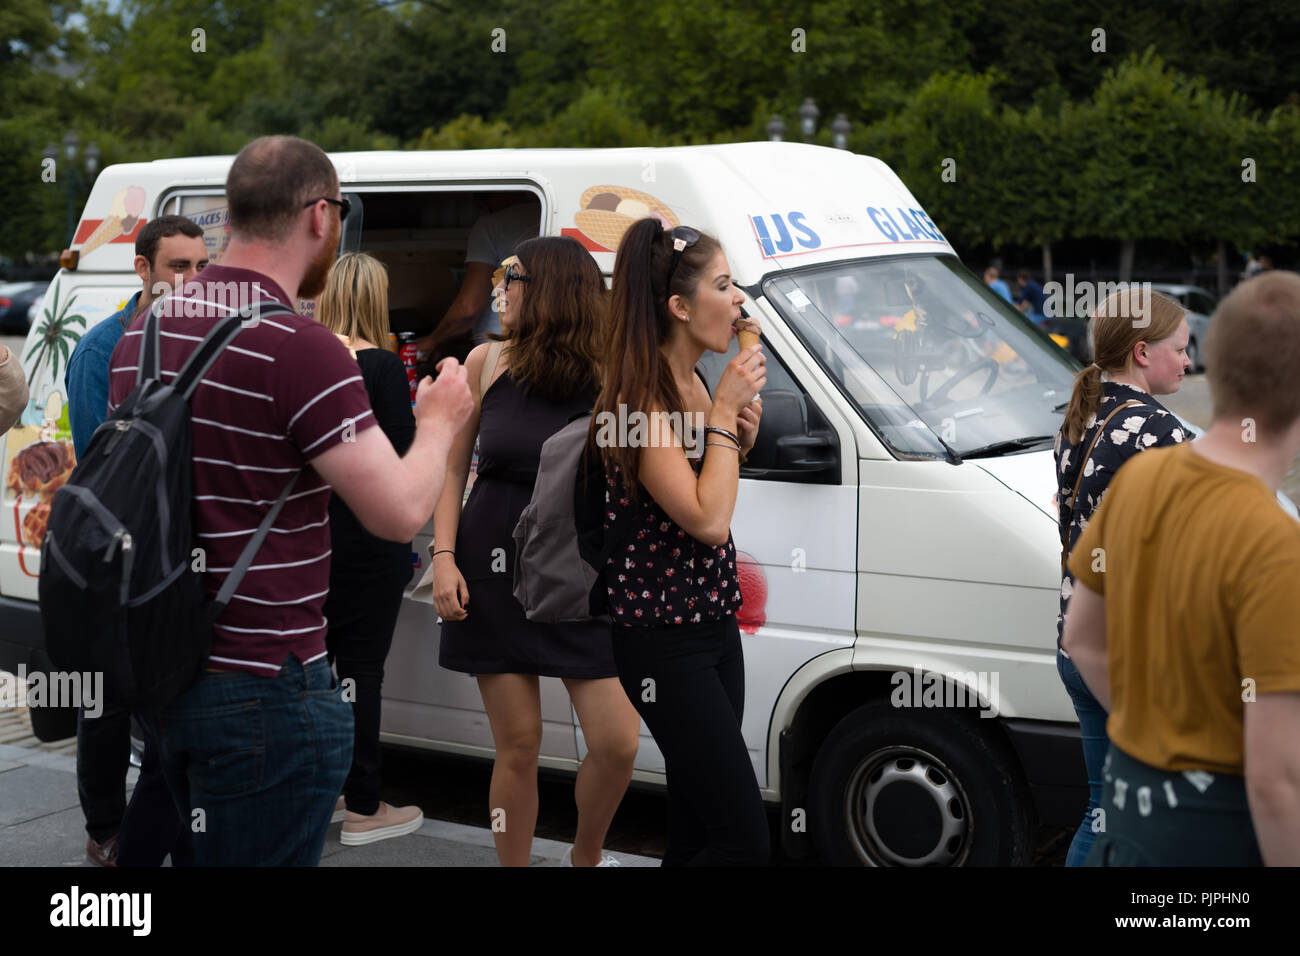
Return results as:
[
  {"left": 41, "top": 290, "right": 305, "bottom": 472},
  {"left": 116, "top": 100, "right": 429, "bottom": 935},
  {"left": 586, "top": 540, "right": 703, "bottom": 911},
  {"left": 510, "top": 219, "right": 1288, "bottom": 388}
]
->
[
  {"left": 331, "top": 796, "right": 346, "bottom": 824},
  {"left": 560, "top": 845, "right": 621, "bottom": 867}
]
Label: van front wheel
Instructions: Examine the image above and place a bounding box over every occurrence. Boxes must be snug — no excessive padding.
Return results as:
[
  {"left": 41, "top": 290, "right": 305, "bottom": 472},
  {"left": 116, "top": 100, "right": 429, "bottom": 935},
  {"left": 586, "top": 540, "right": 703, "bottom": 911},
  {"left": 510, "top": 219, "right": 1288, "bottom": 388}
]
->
[{"left": 808, "top": 702, "right": 1032, "bottom": 866}]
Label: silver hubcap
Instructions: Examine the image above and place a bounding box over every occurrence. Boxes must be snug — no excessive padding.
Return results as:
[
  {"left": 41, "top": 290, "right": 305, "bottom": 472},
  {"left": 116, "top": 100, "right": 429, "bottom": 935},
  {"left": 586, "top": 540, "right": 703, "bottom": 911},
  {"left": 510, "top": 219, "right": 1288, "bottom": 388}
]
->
[{"left": 844, "top": 746, "right": 972, "bottom": 866}]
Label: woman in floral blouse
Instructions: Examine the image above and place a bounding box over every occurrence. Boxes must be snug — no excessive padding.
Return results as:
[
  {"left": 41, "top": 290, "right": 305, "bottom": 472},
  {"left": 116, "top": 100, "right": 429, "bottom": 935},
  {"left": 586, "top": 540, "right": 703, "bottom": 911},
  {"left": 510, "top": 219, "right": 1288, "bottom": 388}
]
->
[
  {"left": 594, "top": 217, "right": 768, "bottom": 865},
  {"left": 1055, "top": 287, "right": 1191, "bottom": 865}
]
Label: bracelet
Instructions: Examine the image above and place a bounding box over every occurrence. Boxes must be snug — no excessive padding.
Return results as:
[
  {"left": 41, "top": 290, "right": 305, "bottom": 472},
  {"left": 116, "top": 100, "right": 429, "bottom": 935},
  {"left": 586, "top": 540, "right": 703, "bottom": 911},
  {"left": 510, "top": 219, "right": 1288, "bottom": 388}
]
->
[
  {"left": 432, "top": 549, "right": 455, "bottom": 557},
  {"left": 704, "top": 425, "right": 741, "bottom": 444},
  {"left": 706, "top": 440, "right": 741, "bottom": 452}
]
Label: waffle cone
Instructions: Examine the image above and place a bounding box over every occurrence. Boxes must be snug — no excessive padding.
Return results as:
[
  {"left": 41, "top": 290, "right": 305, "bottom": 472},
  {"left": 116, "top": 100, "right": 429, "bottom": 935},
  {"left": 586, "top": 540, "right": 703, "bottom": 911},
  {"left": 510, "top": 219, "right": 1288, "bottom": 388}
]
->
[
  {"left": 80, "top": 215, "right": 124, "bottom": 256},
  {"left": 737, "top": 329, "right": 760, "bottom": 350},
  {"left": 574, "top": 185, "right": 680, "bottom": 252}
]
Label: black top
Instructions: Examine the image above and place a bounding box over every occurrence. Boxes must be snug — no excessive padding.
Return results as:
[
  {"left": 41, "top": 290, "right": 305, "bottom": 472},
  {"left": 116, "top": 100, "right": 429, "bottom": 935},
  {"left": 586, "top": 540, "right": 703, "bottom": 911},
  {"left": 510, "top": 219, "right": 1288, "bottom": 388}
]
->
[
  {"left": 328, "top": 347, "right": 416, "bottom": 578},
  {"left": 1054, "top": 381, "right": 1187, "bottom": 646}
]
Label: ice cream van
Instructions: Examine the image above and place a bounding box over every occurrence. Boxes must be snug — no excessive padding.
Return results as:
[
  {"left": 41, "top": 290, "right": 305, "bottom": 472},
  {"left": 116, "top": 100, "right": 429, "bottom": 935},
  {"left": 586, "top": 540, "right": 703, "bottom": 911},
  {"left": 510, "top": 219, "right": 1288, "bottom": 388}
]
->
[{"left": 2, "top": 142, "right": 1088, "bottom": 865}]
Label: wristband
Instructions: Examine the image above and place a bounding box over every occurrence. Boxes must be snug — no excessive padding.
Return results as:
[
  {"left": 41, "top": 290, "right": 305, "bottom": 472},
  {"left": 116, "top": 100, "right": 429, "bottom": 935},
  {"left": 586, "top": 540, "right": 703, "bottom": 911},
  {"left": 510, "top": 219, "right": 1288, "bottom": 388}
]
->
[
  {"left": 433, "top": 549, "right": 455, "bottom": 557},
  {"left": 704, "top": 425, "right": 741, "bottom": 445}
]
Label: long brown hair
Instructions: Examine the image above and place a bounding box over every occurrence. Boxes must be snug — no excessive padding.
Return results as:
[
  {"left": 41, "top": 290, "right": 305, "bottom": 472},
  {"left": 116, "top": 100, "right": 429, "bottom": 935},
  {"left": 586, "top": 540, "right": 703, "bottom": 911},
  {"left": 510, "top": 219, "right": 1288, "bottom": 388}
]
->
[
  {"left": 494, "top": 236, "right": 604, "bottom": 402},
  {"left": 1061, "top": 286, "right": 1185, "bottom": 444},
  {"left": 318, "top": 252, "right": 391, "bottom": 348},
  {"left": 592, "top": 217, "right": 722, "bottom": 494}
]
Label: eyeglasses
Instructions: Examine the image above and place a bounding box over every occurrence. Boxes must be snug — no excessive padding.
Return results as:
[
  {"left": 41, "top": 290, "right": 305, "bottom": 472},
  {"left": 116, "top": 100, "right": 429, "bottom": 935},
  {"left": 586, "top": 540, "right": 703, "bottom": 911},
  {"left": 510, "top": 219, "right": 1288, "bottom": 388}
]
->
[
  {"left": 665, "top": 226, "right": 701, "bottom": 298},
  {"left": 504, "top": 267, "right": 532, "bottom": 289},
  {"left": 303, "top": 196, "right": 351, "bottom": 222}
]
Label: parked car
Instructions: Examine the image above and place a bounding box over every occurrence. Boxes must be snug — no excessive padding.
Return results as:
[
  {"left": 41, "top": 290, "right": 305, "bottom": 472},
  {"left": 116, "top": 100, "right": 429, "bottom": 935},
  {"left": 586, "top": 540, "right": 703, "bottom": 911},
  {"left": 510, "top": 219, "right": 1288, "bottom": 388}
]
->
[
  {"left": 1041, "top": 315, "right": 1090, "bottom": 364},
  {"left": 0, "top": 281, "right": 49, "bottom": 335},
  {"left": 1151, "top": 283, "right": 1216, "bottom": 372}
]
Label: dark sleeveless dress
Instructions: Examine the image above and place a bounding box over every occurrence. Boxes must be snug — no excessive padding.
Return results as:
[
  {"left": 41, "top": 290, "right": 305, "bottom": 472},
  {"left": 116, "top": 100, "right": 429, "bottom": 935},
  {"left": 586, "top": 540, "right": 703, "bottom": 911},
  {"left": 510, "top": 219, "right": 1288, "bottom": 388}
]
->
[{"left": 438, "top": 370, "right": 616, "bottom": 678}]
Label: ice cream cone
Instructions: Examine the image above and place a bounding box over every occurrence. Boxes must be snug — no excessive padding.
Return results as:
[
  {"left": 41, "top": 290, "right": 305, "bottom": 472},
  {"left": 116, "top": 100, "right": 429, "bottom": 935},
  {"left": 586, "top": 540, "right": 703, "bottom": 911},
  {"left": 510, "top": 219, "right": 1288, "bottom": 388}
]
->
[
  {"left": 737, "top": 328, "right": 760, "bottom": 351},
  {"left": 79, "top": 215, "right": 125, "bottom": 256},
  {"left": 574, "top": 185, "right": 679, "bottom": 252}
]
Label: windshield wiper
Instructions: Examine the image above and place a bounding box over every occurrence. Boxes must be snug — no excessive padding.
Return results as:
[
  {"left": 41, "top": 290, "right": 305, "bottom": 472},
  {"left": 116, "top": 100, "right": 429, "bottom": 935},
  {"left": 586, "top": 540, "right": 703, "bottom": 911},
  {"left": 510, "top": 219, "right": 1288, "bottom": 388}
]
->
[{"left": 960, "top": 435, "right": 1056, "bottom": 459}]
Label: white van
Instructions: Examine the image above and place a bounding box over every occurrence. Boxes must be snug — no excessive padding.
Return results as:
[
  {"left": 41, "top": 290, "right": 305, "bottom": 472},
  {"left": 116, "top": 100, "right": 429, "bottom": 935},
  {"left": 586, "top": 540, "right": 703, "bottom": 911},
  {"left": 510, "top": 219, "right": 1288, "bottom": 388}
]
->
[{"left": 2, "top": 143, "right": 1087, "bottom": 865}]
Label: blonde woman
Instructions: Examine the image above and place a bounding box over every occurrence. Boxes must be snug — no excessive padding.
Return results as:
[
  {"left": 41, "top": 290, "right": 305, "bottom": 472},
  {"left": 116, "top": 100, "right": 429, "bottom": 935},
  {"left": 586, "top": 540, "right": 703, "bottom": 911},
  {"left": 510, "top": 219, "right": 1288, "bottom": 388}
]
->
[
  {"left": 1054, "top": 287, "right": 1190, "bottom": 866},
  {"left": 317, "top": 252, "right": 424, "bottom": 846}
]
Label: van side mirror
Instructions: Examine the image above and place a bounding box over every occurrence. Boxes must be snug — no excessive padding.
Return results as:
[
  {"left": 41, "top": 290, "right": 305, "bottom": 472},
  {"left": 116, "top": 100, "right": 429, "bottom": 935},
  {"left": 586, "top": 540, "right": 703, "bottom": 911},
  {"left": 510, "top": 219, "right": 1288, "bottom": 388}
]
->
[{"left": 741, "top": 389, "right": 838, "bottom": 481}]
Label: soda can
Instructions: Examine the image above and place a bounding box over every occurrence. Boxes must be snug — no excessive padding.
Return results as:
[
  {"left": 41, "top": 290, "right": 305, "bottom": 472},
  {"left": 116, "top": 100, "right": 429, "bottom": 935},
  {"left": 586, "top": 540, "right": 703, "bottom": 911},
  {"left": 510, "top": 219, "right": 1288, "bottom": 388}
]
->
[{"left": 397, "top": 331, "right": 418, "bottom": 403}]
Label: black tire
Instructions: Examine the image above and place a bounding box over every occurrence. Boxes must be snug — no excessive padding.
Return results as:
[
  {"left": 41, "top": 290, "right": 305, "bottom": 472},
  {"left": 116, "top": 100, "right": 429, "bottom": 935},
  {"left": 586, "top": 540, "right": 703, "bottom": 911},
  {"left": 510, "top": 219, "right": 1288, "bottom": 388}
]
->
[{"left": 808, "top": 700, "right": 1033, "bottom": 866}]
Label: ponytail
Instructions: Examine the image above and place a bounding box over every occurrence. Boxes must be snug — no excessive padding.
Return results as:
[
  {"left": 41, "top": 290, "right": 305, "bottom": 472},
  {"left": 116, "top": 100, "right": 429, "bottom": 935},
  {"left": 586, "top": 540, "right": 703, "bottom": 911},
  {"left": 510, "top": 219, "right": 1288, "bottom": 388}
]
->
[
  {"left": 1061, "top": 364, "right": 1104, "bottom": 444},
  {"left": 591, "top": 218, "right": 721, "bottom": 497}
]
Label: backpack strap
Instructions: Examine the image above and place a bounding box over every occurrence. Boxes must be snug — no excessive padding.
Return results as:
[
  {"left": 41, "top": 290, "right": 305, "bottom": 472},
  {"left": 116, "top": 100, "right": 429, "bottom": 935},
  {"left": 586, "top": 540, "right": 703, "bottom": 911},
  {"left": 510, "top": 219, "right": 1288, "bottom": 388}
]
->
[
  {"left": 1060, "top": 399, "right": 1143, "bottom": 571},
  {"left": 480, "top": 340, "right": 505, "bottom": 397},
  {"left": 138, "top": 299, "right": 165, "bottom": 387},
  {"left": 173, "top": 302, "right": 296, "bottom": 401}
]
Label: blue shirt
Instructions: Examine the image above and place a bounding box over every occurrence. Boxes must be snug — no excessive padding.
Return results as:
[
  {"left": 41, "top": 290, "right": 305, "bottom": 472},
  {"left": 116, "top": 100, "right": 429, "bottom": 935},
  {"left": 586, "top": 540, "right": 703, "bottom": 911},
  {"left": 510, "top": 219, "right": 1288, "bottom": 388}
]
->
[
  {"left": 66, "top": 291, "right": 139, "bottom": 459},
  {"left": 988, "top": 278, "right": 1012, "bottom": 303}
]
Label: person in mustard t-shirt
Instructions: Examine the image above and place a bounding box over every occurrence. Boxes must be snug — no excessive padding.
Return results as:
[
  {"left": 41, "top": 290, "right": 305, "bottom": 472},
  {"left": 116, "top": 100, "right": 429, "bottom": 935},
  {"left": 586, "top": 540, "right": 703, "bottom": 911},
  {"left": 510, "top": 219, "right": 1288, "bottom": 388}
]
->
[{"left": 1063, "top": 270, "right": 1300, "bottom": 866}]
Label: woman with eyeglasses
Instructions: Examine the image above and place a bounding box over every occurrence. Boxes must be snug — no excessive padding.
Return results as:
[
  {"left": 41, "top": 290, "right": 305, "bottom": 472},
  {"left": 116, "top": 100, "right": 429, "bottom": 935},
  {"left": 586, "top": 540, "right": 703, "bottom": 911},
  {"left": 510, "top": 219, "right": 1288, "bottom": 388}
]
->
[
  {"left": 432, "top": 236, "right": 641, "bottom": 867},
  {"left": 592, "top": 218, "right": 768, "bottom": 865}
]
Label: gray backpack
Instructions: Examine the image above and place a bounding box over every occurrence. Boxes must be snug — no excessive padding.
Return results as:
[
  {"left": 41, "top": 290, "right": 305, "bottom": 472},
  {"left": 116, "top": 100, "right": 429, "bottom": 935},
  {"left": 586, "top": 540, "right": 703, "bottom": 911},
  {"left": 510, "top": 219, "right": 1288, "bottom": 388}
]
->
[{"left": 511, "top": 415, "right": 621, "bottom": 623}]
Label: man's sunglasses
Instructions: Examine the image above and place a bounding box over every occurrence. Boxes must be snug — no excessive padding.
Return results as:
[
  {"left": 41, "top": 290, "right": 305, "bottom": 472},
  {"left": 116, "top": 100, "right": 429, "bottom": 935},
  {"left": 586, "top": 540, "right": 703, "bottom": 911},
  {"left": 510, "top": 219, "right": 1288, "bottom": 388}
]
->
[
  {"left": 665, "top": 226, "right": 701, "bottom": 297},
  {"left": 303, "top": 196, "right": 351, "bottom": 222},
  {"left": 504, "top": 267, "right": 532, "bottom": 289}
]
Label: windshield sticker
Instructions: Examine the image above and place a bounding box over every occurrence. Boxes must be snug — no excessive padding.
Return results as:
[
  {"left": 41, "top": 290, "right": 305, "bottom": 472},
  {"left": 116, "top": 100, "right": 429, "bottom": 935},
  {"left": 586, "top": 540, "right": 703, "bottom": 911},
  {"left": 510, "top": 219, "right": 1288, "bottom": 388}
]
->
[{"left": 565, "top": 185, "right": 680, "bottom": 254}]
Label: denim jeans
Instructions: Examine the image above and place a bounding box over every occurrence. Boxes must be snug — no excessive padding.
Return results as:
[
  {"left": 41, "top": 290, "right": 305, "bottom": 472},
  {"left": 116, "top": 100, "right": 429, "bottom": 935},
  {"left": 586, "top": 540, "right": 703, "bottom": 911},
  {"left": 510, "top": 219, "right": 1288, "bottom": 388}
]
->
[
  {"left": 1057, "top": 648, "right": 1109, "bottom": 867},
  {"left": 159, "top": 655, "right": 353, "bottom": 866}
]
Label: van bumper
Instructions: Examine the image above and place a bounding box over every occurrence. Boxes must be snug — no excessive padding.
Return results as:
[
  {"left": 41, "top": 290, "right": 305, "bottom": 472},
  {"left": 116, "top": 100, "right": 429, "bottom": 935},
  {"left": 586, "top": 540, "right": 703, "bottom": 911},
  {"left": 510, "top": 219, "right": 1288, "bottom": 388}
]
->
[{"left": 1001, "top": 718, "right": 1088, "bottom": 828}]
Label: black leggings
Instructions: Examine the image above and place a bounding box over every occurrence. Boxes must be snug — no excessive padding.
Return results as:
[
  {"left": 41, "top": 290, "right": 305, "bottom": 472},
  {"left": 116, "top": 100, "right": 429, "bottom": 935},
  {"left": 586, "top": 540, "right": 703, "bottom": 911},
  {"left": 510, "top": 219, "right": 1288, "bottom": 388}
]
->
[
  {"left": 323, "top": 566, "right": 408, "bottom": 816},
  {"left": 612, "top": 614, "right": 770, "bottom": 866}
]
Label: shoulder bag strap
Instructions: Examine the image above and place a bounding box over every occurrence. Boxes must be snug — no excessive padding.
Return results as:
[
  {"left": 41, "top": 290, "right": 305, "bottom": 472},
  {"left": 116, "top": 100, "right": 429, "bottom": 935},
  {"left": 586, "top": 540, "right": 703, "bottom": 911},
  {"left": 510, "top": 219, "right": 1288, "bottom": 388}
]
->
[
  {"left": 479, "top": 340, "right": 505, "bottom": 397},
  {"left": 1060, "top": 399, "right": 1143, "bottom": 571}
]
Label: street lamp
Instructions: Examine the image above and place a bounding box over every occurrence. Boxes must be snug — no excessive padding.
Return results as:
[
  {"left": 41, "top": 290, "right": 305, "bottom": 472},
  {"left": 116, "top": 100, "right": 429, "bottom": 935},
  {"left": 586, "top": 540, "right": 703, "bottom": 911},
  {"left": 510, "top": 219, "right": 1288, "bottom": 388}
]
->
[
  {"left": 47, "top": 132, "right": 100, "bottom": 246},
  {"left": 766, "top": 115, "right": 786, "bottom": 142},
  {"left": 831, "top": 113, "right": 851, "bottom": 150},
  {"left": 798, "top": 98, "right": 820, "bottom": 141}
]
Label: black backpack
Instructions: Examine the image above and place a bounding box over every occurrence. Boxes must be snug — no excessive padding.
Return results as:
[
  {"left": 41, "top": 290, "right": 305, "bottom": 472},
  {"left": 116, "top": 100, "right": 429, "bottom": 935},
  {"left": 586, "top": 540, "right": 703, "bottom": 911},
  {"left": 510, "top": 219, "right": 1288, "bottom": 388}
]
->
[{"left": 40, "top": 301, "right": 298, "bottom": 714}]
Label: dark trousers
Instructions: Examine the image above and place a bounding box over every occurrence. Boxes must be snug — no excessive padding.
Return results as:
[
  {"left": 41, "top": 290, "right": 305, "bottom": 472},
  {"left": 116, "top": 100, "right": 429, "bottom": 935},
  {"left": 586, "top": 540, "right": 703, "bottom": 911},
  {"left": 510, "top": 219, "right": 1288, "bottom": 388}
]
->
[
  {"left": 117, "top": 715, "right": 193, "bottom": 867},
  {"left": 611, "top": 614, "right": 770, "bottom": 866},
  {"left": 76, "top": 705, "right": 130, "bottom": 843},
  {"left": 324, "top": 567, "right": 408, "bottom": 816}
]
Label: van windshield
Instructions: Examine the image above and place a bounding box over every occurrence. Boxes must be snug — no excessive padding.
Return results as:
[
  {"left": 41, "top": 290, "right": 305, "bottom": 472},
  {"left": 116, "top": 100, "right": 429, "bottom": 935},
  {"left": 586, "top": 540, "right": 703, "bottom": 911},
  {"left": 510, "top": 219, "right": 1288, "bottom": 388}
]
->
[{"left": 763, "top": 255, "right": 1079, "bottom": 460}]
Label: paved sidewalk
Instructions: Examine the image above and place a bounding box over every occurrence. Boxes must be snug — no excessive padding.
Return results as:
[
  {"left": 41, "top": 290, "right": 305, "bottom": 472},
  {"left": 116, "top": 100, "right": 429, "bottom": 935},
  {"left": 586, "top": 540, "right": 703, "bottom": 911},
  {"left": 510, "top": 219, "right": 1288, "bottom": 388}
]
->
[{"left": 0, "top": 703, "right": 657, "bottom": 868}]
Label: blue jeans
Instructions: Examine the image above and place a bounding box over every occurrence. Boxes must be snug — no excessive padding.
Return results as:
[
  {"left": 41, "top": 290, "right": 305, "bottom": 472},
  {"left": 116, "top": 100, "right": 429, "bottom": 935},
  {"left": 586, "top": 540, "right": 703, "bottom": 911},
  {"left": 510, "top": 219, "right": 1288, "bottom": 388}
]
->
[
  {"left": 159, "top": 655, "right": 353, "bottom": 866},
  {"left": 1057, "top": 648, "right": 1109, "bottom": 867}
]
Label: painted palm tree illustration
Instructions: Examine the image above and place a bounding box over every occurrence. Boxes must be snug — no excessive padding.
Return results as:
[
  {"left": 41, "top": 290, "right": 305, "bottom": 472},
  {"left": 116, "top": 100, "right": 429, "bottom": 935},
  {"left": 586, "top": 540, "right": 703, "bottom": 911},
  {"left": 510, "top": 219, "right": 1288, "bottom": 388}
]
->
[{"left": 25, "top": 283, "right": 85, "bottom": 386}]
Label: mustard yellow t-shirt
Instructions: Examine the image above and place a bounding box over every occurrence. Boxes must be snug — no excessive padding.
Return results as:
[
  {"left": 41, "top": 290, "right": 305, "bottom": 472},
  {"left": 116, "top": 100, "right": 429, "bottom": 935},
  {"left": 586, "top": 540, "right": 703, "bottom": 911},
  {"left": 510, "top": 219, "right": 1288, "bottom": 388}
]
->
[{"left": 1069, "top": 441, "right": 1300, "bottom": 774}]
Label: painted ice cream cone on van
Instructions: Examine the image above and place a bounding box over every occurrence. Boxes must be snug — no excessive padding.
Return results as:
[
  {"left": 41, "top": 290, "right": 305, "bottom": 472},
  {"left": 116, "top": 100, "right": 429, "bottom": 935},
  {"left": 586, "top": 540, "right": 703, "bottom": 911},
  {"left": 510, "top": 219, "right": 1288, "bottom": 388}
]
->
[
  {"left": 573, "top": 185, "right": 679, "bottom": 252},
  {"left": 79, "top": 185, "right": 146, "bottom": 257}
]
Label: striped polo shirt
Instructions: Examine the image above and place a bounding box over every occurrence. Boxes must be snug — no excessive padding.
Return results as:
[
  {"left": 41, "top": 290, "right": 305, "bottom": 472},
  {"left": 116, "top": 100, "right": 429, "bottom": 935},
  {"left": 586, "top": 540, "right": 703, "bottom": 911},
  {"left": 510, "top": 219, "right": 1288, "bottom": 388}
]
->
[{"left": 107, "top": 265, "right": 377, "bottom": 676}]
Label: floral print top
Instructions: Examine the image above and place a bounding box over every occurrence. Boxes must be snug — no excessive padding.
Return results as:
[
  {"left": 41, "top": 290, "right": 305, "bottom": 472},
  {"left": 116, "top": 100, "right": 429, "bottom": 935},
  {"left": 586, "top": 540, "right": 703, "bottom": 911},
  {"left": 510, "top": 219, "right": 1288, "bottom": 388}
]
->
[
  {"left": 604, "top": 458, "right": 742, "bottom": 627},
  {"left": 1054, "top": 381, "right": 1187, "bottom": 649}
]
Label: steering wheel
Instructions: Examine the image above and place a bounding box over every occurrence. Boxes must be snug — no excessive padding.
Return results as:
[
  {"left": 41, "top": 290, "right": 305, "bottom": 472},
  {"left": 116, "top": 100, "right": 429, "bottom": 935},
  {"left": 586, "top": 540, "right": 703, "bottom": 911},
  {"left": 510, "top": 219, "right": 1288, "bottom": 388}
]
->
[{"left": 915, "top": 357, "right": 999, "bottom": 409}]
